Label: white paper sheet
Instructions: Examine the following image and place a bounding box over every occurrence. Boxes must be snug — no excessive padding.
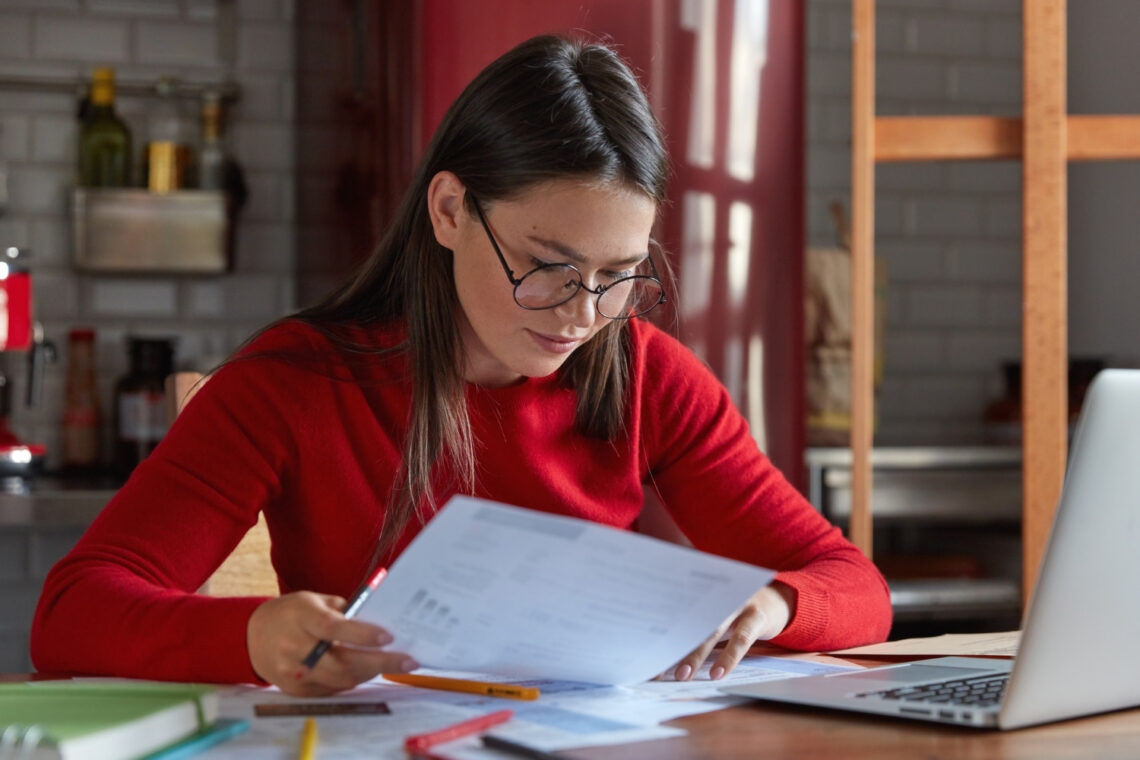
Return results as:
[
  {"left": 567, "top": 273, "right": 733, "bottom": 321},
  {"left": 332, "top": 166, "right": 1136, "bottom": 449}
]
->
[{"left": 354, "top": 496, "right": 776, "bottom": 685}]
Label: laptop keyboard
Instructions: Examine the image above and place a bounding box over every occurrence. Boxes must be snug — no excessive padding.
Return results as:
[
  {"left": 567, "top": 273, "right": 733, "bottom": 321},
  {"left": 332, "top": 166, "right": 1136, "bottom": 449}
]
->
[{"left": 855, "top": 673, "right": 1008, "bottom": 708}]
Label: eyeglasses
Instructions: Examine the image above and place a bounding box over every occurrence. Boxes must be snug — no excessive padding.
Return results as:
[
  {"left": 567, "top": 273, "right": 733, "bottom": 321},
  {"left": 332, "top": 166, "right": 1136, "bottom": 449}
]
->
[{"left": 471, "top": 197, "right": 667, "bottom": 320}]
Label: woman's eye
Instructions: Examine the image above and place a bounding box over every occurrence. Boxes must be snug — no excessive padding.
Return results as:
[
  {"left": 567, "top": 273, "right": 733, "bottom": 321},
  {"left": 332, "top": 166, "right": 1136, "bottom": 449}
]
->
[
  {"left": 529, "top": 256, "right": 552, "bottom": 268},
  {"left": 601, "top": 268, "right": 633, "bottom": 281}
]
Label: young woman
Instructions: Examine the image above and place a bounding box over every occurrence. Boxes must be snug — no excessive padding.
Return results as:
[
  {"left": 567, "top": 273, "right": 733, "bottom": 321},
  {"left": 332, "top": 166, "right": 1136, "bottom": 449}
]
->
[{"left": 32, "top": 35, "right": 891, "bottom": 697}]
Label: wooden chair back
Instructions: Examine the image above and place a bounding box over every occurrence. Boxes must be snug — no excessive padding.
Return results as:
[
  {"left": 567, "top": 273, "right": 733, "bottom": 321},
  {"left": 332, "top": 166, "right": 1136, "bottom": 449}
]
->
[{"left": 165, "top": 371, "right": 278, "bottom": 598}]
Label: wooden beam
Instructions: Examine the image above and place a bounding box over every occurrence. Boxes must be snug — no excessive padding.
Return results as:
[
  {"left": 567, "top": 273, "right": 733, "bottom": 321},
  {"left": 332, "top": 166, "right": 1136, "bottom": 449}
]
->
[
  {"left": 876, "top": 116, "right": 1022, "bottom": 161},
  {"left": 1021, "top": 0, "right": 1068, "bottom": 608},
  {"left": 849, "top": 0, "right": 875, "bottom": 558},
  {"left": 877, "top": 115, "right": 1140, "bottom": 162},
  {"left": 1067, "top": 115, "right": 1140, "bottom": 159}
]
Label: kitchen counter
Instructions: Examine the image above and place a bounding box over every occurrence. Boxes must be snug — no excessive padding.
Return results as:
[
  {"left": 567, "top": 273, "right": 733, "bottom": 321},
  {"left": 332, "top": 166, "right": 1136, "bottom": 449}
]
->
[{"left": 0, "top": 477, "right": 119, "bottom": 527}]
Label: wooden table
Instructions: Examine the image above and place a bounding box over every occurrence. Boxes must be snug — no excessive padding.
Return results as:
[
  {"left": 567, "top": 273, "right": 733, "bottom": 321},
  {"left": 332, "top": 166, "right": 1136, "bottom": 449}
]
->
[
  {"left": 574, "top": 656, "right": 1140, "bottom": 760},
  {"left": 9, "top": 664, "right": 1140, "bottom": 759},
  {"left": 575, "top": 699, "right": 1140, "bottom": 759}
]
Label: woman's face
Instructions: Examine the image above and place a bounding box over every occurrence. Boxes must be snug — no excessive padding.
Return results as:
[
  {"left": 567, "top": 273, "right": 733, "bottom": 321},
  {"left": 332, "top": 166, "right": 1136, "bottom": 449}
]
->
[{"left": 439, "top": 177, "right": 656, "bottom": 387}]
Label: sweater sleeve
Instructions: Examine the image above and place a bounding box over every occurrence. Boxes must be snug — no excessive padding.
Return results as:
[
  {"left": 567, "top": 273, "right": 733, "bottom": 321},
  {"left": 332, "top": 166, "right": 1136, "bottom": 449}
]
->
[
  {"left": 636, "top": 324, "right": 891, "bottom": 651},
  {"left": 30, "top": 328, "right": 309, "bottom": 684}
]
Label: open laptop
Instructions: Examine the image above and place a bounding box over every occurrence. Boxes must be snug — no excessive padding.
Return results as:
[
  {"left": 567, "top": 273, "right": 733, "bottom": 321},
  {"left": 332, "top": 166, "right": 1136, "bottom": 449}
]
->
[{"left": 723, "top": 369, "right": 1140, "bottom": 730}]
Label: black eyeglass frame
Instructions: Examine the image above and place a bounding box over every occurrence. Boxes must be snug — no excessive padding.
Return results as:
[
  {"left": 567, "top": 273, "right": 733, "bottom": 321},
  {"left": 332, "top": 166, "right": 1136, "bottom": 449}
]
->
[{"left": 470, "top": 196, "right": 668, "bottom": 320}]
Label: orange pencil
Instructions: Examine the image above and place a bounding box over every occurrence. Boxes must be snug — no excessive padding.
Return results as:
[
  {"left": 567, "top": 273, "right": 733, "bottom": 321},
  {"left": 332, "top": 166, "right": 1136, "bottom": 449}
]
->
[{"left": 383, "top": 674, "right": 540, "bottom": 700}]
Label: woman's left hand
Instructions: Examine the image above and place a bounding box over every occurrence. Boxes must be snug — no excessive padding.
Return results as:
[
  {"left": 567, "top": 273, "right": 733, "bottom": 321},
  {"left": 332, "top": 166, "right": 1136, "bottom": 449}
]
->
[{"left": 669, "top": 581, "right": 797, "bottom": 681}]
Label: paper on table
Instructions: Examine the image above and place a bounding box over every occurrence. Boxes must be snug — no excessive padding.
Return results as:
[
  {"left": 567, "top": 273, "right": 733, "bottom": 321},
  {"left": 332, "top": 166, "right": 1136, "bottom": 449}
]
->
[
  {"left": 354, "top": 495, "right": 776, "bottom": 685},
  {"left": 829, "top": 630, "right": 1021, "bottom": 658}
]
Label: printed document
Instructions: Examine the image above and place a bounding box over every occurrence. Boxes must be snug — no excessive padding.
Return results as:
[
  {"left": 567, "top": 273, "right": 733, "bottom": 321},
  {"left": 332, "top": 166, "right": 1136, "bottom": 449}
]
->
[{"left": 354, "top": 495, "right": 776, "bottom": 685}]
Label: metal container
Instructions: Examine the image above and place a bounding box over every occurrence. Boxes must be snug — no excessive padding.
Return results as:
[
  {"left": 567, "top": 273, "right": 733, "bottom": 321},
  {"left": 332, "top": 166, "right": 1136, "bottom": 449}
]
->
[{"left": 72, "top": 188, "right": 231, "bottom": 273}]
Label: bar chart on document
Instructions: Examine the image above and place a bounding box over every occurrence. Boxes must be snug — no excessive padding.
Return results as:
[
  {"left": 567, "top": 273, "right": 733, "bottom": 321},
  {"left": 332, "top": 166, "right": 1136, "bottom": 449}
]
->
[{"left": 354, "top": 495, "right": 775, "bottom": 684}]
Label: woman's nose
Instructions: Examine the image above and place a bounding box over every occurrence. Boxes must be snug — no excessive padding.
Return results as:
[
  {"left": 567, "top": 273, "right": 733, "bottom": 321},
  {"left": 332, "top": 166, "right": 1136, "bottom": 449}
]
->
[{"left": 553, "top": 286, "right": 598, "bottom": 327}]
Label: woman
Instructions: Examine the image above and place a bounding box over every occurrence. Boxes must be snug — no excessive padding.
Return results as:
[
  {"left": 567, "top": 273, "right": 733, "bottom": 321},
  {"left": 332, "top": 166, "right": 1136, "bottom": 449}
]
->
[{"left": 32, "top": 35, "right": 891, "bottom": 696}]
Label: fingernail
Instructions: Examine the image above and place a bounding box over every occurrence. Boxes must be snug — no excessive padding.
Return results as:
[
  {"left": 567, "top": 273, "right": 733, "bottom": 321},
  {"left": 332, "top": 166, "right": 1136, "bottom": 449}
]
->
[
  {"left": 710, "top": 665, "right": 725, "bottom": 680},
  {"left": 676, "top": 664, "right": 692, "bottom": 681},
  {"left": 376, "top": 632, "right": 393, "bottom": 646},
  {"left": 401, "top": 658, "right": 418, "bottom": 673}
]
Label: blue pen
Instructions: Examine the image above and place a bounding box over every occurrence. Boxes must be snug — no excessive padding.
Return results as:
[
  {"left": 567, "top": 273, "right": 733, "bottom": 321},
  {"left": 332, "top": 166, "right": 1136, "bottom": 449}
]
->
[{"left": 300, "top": 566, "right": 388, "bottom": 669}]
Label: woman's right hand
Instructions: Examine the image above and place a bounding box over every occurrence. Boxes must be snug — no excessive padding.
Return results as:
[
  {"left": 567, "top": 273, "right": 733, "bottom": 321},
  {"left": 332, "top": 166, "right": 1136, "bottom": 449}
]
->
[{"left": 247, "top": 591, "right": 418, "bottom": 696}]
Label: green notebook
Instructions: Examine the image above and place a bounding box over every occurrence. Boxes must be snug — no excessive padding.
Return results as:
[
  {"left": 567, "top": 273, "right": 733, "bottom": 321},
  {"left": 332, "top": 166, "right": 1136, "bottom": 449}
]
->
[{"left": 0, "top": 681, "right": 219, "bottom": 760}]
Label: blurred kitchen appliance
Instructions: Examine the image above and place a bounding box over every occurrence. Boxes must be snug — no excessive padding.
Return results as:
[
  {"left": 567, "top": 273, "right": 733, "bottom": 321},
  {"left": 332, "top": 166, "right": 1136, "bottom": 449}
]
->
[{"left": 0, "top": 247, "right": 55, "bottom": 488}]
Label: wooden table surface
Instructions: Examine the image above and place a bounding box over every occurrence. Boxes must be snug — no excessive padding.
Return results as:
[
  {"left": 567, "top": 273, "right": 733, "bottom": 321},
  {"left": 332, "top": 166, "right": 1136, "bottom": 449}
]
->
[
  {"left": 572, "top": 699, "right": 1140, "bottom": 760},
  {"left": 9, "top": 663, "right": 1140, "bottom": 759}
]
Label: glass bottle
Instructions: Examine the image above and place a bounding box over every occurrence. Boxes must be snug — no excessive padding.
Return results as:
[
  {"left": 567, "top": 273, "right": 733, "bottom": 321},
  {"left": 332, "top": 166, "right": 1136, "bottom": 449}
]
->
[
  {"left": 114, "top": 337, "right": 174, "bottom": 476},
  {"left": 77, "top": 67, "right": 132, "bottom": 187},
  {"left": 61, "top": 328, "right": 101, "bottom": 472},
  {"left": 143, "top": 77, "right": 193, "bottom": 192},
  {"left": 197, "top": 90, "right": 226, "bottom": 190}
]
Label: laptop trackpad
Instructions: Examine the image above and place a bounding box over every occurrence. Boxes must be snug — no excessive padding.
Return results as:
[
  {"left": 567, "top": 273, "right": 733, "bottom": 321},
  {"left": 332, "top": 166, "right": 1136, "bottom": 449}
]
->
[{"left": 833, "top": 663, "right": 995, "bottom": 685}]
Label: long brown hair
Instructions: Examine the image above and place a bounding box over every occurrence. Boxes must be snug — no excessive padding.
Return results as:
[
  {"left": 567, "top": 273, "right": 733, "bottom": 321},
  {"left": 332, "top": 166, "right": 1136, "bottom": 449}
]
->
[{"left": 293, "top": 35, "right": 669, "bottom": 560}]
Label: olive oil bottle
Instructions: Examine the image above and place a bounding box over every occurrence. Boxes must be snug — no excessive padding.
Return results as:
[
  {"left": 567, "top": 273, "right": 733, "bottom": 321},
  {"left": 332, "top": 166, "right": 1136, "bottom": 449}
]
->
[{"left": 77, "top": 67, "right": 132, "bottom": 187}]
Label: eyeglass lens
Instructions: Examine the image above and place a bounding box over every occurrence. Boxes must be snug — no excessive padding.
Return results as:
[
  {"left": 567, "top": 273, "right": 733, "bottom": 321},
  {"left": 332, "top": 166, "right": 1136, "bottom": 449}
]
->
[{"left": 515, "top": 265, "right": 663, "bottom": 318}]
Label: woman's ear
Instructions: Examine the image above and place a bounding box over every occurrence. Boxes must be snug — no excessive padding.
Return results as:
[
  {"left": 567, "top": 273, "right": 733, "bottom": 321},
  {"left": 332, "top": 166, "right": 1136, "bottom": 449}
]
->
[{"left": 427, "top": 171, "right": 467, "bottom": 250}]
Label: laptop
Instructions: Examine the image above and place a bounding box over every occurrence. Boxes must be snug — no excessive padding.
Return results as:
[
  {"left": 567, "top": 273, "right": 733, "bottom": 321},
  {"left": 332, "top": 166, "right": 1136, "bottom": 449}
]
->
[{"left": 723, "top": 369, "right": 1140, "bottom": 730}]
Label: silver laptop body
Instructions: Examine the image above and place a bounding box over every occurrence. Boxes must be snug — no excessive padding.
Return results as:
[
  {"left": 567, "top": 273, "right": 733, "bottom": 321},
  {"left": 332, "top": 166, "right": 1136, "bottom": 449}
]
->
[{"left": 723, "top": 369, "right": 1140, "bottom": 730}]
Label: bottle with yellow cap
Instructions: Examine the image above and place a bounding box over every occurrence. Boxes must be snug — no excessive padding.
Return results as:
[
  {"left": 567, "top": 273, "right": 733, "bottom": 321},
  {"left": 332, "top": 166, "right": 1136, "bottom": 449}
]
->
[{"left": 77, "top": 66, "right": 132, "bottom": 187}]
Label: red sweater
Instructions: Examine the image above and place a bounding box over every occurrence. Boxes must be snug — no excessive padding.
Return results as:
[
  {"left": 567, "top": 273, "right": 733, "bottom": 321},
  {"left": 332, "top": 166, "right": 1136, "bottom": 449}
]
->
[{"left": 32, "top": 319, "right": 890, "bottom": 683}]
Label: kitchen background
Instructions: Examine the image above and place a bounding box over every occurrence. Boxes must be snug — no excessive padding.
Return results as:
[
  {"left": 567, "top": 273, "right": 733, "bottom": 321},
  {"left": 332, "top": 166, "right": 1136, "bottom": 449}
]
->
[{"left": 0, "top": 0, "right": 1137, "bottom": 670}]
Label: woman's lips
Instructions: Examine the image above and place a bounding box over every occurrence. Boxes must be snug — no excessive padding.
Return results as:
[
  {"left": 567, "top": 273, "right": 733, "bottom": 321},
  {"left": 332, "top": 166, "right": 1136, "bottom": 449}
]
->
[{"left": 528, "top": 329, "right": 583, "bottom": 354}]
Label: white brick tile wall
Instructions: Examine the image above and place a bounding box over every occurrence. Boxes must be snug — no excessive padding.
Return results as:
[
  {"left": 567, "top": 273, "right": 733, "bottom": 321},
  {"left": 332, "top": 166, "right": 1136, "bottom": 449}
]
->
[
  {"left": 7, "top": 165, "right": 69, "bottom": 215},
  {"left": 947, "top": 242, "right": 1020, "bottom": 284},
  {"left": 89, "top": 279, "right": 179, "bottom": 317},
  {"left": 985, "top": 199, "right": 1021, "bottom": 238},
  {"left": 906, "top": 285, "right": 985, "bottom": 328},
  {"left": 34, "top": 16, "right": 130, "bottom": 63},
  {"left": 30, "top": 113, "right": 75, "bottom": 163},
  {"left": 184, "top": 280, "right": 223, "bottom": 317},
  {"left": 30, "top": 217, "right": 69, "bottom": 267},
  {"left": 237, "top": 24, "right": 292, "bottom": 72},
  {"left": 232, "top": 122, "right": 291, "bottom": 170},
  {"left": 946, "top": 330, "right": 1022, "bottom": 371},
  {"left": 0, "top": 531, "right": 28, "bottom": 579},
  {"left": 230, "top": 73, "right": 285, "bottom": 121},
  {"left": 0, "top": 218, "right": 30, "bottom": 248},
  {"left": 911, "top": 197, "right": 984, "bottom": 237},
  {"left": 884, "top": 330, "right": 947, "bottom": 372},
  {"left": 234, "top": 221, "right": 292, "bottom": 272},
  {"left": 135, "top": 20, "right": 218, "bottom": 67},
  {"left": 878, "top": 240, "right": 946, "bottom": 283},
  {"left": 0, "top": 13, "right": 32, "bottom": 59},
  {"left": 238, "top": 0, "right": 284, "bottom": 22},
  {"left": 909, "top": 15, "right": 985, "bottom": 58},
  {"left": 951, "top": 62, "right": 1022, "bottom": 103},
  {"left": 985, "top": 18, "right": 1022, "bottom": 59},
  {"left": 0, "top": 114, "right": 30, "bottom": 158},
  {"left": 877, "top": 59, "right": 946, "bottom": 102},
  {"left": 184, "top": 0, "right": 217, "bottom": 20},
  {"left": 87, "top": 0, "right": 179, "bottom": 17},
  {"left": 30, "top": 271, "right": 78, "bottom": 319},
  {"left": 946, "top": 162, "right": 1020, "bottom": 194}
]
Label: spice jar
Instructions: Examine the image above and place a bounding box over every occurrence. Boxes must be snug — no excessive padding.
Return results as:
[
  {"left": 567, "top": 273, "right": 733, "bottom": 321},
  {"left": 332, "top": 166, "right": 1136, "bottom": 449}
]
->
[{"left": 114, "top": 337, "right": 174, "bottom": 476}]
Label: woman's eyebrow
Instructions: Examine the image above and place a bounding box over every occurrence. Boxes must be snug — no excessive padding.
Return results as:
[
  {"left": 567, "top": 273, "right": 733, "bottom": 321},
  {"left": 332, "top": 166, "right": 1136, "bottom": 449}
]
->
[{"left": 525, "top": 235, "right": 648, "bottom": 267}]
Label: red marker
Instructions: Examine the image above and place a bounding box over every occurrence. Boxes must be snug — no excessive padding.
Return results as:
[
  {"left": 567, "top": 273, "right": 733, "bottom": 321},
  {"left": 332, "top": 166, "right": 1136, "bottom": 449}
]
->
[
  {"left": 300, "top": 566, "right": 388, "bottom": 669},
  {"left": 403, "top": 709, "right": 514, "bottom": 754}
]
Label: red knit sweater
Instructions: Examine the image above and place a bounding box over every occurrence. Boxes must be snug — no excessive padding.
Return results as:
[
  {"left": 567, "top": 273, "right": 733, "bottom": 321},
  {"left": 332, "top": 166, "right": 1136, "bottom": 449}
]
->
[{"left": 31, "top": 318, "right": 890, "bottom": 684}]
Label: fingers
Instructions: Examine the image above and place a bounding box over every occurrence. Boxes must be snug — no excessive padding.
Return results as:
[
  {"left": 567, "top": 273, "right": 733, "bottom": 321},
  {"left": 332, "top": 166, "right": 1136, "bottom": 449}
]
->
[
  {"left": 672, "top": 621, "right": 731, "bottom": 681},
  {"left": 246, "top": 591, "right": 417, "bottom": 697},
  {"left": 708, "top": 608, "right": 765, "bottom": 680}
]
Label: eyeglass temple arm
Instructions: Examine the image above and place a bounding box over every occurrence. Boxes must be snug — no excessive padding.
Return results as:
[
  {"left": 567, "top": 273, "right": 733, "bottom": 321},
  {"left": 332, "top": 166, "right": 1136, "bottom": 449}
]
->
[{"left": 470, "top": 196, "right": 522, "bottom": 285}]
